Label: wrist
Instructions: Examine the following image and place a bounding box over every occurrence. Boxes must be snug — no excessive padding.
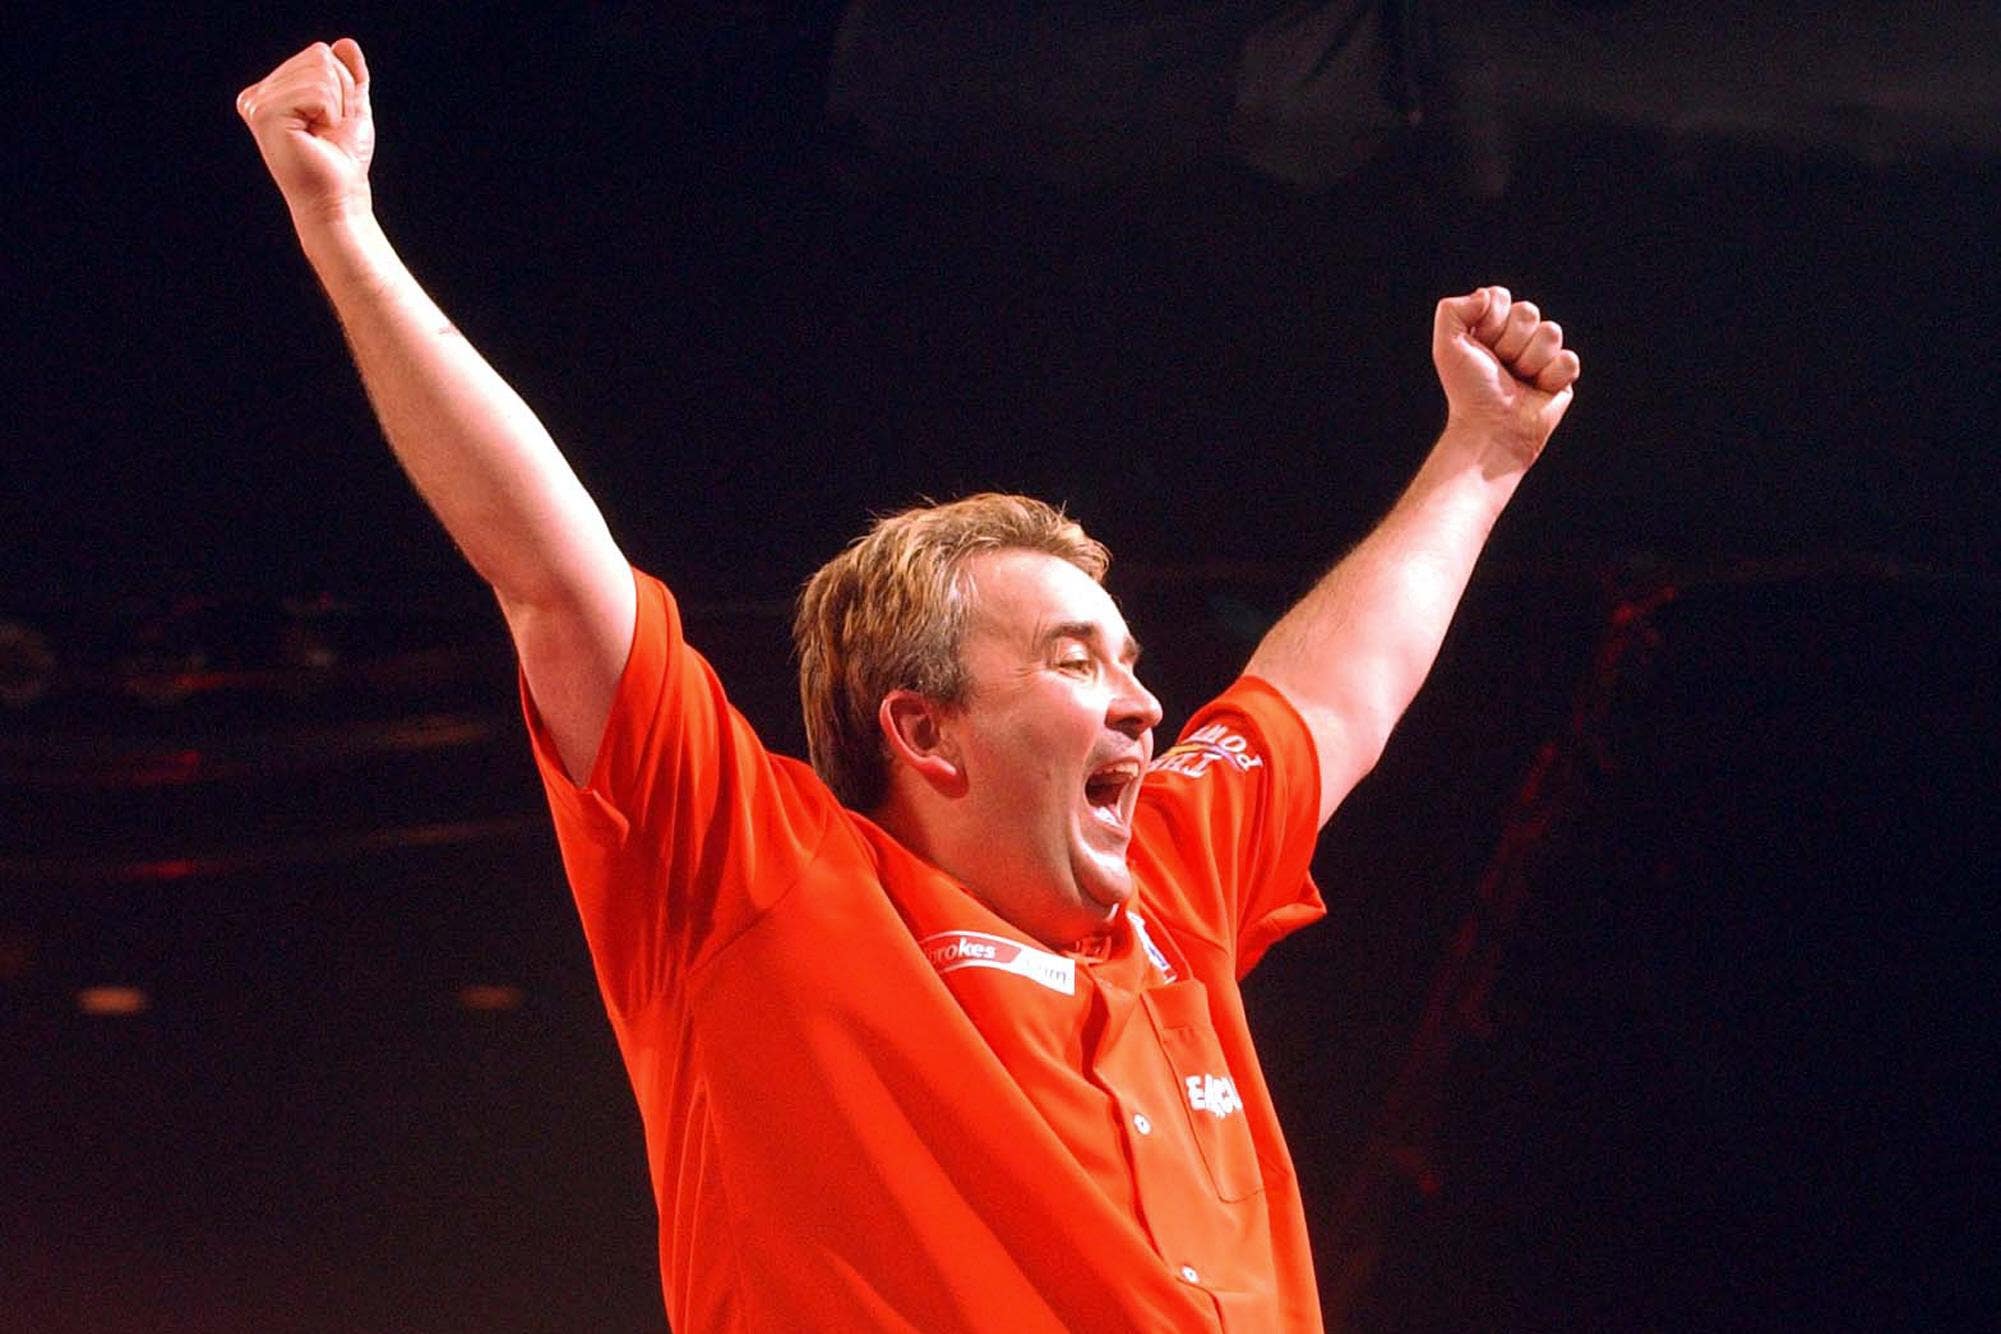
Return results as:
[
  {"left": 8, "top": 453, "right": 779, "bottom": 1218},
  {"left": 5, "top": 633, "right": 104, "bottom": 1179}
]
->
[
  {"left": 1437, "top": 413, "right": 1542, "bottom": 480},
  {"left": 290, "top": 189, "right": 377, "bottom": 252},
  {"left": 292, "top": 202, "right": 396, "bottom": 290}
]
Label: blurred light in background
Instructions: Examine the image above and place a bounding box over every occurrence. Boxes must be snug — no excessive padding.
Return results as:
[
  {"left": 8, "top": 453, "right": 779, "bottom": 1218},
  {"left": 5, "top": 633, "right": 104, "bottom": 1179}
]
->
[
  {"left": 457, "top": 983, "right": 525, "bottom": 1013},
  {"left": 77, "top": 985, "right": 150, "bottom": 1017}
]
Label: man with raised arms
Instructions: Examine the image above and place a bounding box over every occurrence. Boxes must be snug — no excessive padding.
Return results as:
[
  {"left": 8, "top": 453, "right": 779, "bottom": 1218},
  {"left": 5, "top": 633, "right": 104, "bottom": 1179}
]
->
[{"left": 239, "top": 37, "right": 1580, "bottom": 1332}]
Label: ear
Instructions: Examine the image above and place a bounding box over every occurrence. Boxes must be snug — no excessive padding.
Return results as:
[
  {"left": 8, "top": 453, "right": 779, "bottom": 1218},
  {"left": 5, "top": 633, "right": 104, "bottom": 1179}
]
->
[{"left": 878, "top": 689, "right": 966, "bottom": 796}]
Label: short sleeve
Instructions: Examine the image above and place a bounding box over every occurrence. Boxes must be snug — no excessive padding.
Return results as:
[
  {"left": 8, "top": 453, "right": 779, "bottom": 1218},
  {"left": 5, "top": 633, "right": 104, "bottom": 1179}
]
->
[
  {"left": 521, "top": 568, "right": 836, "bottom": 1014},
  {"left": 1129, "top": 675, "right": 1326, "bottom": 978}
]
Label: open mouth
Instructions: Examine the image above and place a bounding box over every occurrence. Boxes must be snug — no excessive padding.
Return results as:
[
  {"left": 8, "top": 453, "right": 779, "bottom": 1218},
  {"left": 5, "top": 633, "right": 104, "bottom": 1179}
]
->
[{"left": 1083, "top": 759, "right": 1142, "bottom": 830}]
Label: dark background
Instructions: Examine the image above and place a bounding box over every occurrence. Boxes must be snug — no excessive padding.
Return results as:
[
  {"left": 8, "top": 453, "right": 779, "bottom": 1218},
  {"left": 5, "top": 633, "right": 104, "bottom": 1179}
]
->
[{"left": 4, "top": 3, "right": 1996, "bottom": 1330}]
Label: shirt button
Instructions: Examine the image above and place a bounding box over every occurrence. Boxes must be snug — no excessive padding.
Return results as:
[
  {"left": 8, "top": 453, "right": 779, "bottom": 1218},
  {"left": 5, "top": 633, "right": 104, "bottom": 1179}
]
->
[
  {"left": 1178, "top": 1265, "right": 1201, "bottom": 1285},
  {"left": 1132, "top": 1112, "right": 1152, "bottom": 1136}
]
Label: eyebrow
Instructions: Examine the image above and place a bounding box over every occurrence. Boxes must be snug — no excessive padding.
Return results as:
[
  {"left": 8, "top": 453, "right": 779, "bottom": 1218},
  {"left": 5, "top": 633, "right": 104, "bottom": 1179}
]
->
[{"left": 1043, "top": 620, "right": 1143, "bottom": 665}]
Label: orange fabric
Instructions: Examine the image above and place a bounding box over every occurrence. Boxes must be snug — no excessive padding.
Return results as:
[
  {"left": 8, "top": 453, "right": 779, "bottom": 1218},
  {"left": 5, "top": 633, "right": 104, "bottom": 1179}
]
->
[{"left": 524, "top": 569, "right": 1329, "bottom": 1331}]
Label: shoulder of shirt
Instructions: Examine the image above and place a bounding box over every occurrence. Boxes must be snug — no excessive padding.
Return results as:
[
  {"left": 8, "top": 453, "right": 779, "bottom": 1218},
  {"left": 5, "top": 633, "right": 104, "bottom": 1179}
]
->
[{"left": 1147, "top": 675, "right": 1316, "bottom": 781}]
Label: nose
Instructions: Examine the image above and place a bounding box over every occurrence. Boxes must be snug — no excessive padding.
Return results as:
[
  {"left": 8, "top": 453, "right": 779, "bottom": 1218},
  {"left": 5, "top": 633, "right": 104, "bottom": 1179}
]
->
[{"left": 1108, "top": 663, "right": 1163, "bottom": 741}]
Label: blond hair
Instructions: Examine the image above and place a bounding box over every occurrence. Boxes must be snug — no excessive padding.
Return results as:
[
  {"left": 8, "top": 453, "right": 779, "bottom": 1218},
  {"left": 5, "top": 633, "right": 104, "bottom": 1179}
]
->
[{"left": 794, "top": 493, "right": 1110, "bottom": 810}]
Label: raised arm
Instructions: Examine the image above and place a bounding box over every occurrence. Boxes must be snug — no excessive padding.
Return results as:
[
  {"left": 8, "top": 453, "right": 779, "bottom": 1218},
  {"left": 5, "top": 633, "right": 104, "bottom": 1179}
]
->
[
  {"left": 1246, "top": 287, "right": 1580, "bottom": 825},
  {"left": 237, "top": 39, "right": 633, "bottom": 782}
]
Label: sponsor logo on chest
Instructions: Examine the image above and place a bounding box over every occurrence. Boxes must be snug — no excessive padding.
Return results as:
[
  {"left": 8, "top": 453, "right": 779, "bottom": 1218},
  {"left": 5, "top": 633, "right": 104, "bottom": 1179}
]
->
[
  {"left": 920, "top": 930, "right": 1077, "bottom": 996},
  {"left": 1185, "top": 1072, "right": 1244, "bottom": 1119}
]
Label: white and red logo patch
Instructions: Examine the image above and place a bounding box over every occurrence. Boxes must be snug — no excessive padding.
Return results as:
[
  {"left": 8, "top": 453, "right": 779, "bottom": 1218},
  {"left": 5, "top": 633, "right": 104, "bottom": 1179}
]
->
[
  {"left": 920, "top": 930, "right": 1077, "bottom": 996},
  {"left": 1149, "top": 723, "right": 1264, "bottom": 780},
  {"left": 1185, "top": 1072, "right": 1244, "bottom": 1119}
]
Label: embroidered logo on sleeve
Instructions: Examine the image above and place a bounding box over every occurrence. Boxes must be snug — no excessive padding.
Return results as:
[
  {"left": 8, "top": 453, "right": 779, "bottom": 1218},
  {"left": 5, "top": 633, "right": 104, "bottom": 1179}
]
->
[
  {"left": 920, "top": 931, "right": 1077, "bottom": 995},
  {"left": 1148, "top": 723, "right": 1264, "bottom": 780},
  {"left": 1185, "top": 1072, "right": 1244, "bottom": 1119}
]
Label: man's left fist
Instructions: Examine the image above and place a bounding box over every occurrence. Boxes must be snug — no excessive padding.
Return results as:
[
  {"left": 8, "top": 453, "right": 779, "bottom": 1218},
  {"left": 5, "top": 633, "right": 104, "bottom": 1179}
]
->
[{"left": 1433, "top": 286, "right": 1581, "bottom": 465}]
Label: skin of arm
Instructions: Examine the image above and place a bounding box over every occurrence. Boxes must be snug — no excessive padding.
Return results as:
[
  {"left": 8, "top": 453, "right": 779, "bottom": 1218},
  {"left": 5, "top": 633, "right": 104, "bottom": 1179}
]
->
[
  {"left": 237, "top": 39, "right": 633, "bottom": 783},
  {"left": 1246, "top": 287, "right": 1581, "bottom": 826}
]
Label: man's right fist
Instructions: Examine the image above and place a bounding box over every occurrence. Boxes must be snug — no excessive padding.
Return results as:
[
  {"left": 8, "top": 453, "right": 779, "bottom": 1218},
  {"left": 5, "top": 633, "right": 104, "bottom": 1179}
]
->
[{"left": 237, "top": 38, "right": 375, "bottom": 226}]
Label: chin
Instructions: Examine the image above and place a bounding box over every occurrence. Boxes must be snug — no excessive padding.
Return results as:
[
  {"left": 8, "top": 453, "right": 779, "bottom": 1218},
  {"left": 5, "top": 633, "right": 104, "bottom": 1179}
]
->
[{"left": 1075, "top": 859, "right": 1135, "bottom": 914}]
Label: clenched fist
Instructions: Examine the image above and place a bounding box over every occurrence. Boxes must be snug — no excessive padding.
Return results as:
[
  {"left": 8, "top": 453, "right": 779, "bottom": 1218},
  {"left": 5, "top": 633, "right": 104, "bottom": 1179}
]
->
[
  {"left": 237, "top": 38, "right": 375, "bottom": 228},
  {"left": 1432, "top": 287, "right": 1581, "bottom": 467}
]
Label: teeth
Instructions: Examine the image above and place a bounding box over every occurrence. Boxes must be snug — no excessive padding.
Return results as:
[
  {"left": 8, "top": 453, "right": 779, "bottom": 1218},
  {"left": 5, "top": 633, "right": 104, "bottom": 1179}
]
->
[{"left": 1085, "top": 760, "right": 1141, "bottom": 817}]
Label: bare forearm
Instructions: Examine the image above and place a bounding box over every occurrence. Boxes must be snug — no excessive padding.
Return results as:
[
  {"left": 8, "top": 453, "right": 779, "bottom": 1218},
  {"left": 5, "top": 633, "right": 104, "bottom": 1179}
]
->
[
  {"left": 240, "top": 39, "right": 633, "bottom": 780},
  {"left": 1249, "top": 428, "right": 1521, "bottom": 804},
  {"left": 1246, "top": 287, "right": 1579, "bottom": 824},
  {"left": 299, "top": 210, "right": 637, "bottom": 784},
  {"left": 296, "top": 212, "right": 624, "bottom": 611}
]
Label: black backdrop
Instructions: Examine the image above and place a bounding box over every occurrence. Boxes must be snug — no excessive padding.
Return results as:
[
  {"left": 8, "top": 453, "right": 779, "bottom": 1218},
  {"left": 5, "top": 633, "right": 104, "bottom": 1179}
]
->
[{"left": 5, "top": 5, "right": 1997, "bottom": 1330}]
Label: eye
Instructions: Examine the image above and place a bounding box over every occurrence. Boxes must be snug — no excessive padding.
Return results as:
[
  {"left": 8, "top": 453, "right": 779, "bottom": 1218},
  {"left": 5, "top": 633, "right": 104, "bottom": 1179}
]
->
[{"left": 1055, "top": 653, "right": 1092, "bottom": 675}]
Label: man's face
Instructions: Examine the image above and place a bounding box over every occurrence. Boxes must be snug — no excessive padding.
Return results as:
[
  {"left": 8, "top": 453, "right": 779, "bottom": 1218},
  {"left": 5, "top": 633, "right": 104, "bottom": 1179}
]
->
[{"left": 938, "top": 549, "right": 1162, "bottom": 947}]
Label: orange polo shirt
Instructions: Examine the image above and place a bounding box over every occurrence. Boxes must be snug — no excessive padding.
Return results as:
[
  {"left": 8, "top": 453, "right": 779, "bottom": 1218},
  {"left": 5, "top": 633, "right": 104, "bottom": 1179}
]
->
[{"left": 525, "top": 570, "right": 1328, "bottom": 1331}]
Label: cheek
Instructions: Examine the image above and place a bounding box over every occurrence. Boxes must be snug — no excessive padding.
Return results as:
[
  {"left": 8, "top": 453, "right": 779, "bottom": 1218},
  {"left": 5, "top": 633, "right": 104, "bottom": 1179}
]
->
[
  {"left": 967, "top": 690, "right": 1097, "bottom": 797},
  {"left": 992, "top": 731, "right": 1072, "bottom": 807},
  {"left": 969, "top": 720, "right": 1050, "bottom": 793}
]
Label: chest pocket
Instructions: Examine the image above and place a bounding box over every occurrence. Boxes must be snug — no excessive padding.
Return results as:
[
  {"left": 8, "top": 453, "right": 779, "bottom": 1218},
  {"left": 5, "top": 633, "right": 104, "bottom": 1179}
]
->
[{"left": 1142, "top": 980, "right": 1265, "bottom": 1203}]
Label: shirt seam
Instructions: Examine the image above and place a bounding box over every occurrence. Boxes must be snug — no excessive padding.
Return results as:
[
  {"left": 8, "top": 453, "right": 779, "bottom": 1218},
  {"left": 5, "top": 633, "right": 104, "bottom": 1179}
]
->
[{"left": 682, "top": 794, "right": 843, "bottom": 987}]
